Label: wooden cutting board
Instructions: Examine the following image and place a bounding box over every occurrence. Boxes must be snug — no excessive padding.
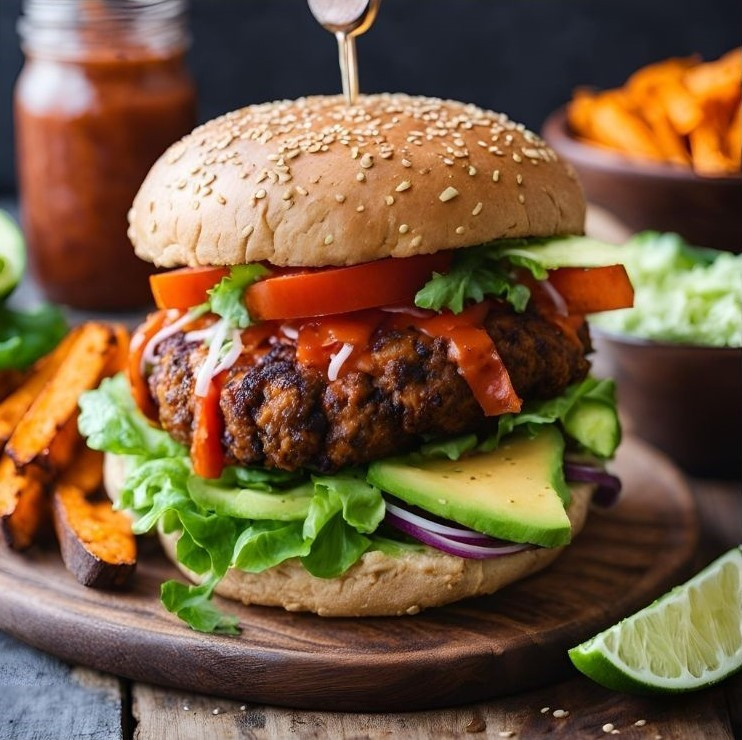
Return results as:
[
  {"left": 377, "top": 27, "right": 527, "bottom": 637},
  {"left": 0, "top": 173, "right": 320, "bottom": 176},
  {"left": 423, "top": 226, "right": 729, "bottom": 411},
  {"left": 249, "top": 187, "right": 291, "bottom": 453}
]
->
[{"left": 0, "top": 437, "right": 698, "bottom": 712}]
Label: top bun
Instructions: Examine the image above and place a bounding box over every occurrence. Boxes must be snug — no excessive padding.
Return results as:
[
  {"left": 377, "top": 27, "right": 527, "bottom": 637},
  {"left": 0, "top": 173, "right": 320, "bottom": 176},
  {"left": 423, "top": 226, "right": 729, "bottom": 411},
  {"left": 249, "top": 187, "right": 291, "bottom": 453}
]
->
[{"left": 129, "top": 94, "right": 585, "bottom": 268}]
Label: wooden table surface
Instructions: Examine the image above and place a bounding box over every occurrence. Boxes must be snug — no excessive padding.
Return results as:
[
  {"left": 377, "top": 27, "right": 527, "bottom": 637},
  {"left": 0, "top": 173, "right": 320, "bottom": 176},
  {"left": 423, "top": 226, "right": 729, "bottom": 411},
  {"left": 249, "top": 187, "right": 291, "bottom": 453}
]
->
[{"left": 1, "top": 203, "right": 740, "bottom": 738}]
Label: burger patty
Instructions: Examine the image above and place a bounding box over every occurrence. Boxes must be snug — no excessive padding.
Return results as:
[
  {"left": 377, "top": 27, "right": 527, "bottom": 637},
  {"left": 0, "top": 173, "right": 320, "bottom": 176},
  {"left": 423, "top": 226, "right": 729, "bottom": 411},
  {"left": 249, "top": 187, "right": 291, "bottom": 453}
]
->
[{"left": 149, "top": 310, "right": 591, "bottom": 472}]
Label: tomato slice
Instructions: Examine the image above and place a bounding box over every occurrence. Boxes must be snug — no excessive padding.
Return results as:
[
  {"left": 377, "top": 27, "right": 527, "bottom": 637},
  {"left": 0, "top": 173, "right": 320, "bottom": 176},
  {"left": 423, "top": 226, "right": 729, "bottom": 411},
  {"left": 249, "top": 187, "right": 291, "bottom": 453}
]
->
[
  {"left": 150, "top": 266, "right": 229, "bottom": 310},
  {"left": 246, "top": 253, "right": 452, "bottom": 321},
  {"left": 415, "top": 304, "right": 522, "bottom": 416},
  {"left": 548, "top": 265, "right": 634, "bottom": 315},
  {"left": 191, "top": 374, "right": 225, "bottom": 479},
  {"left": 128, "top": 311, "right": 168, "bottom": 421}
]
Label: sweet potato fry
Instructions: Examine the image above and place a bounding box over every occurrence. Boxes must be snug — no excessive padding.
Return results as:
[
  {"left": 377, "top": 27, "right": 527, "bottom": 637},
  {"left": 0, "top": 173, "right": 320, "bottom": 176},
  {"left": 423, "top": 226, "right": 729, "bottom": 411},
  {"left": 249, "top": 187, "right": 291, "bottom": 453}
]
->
[
  {"left": 726, "top": 105, "right": 741, "bottom": 169},
  {"left": 626, "top": 56, "right": 697, "bottom": 100},
  {"left": 657, "top": 79, "right": 704, "bottom": 136},
  {"left": 690, "top": 118, "right": 736, "bottom": 176},
  {"left": 587, "top": 92, "right": 664, "bottom": 160},
  {"left": 0, "top": 455, "right": 48, "bottom": 550},
  {"left": 0, "top": 329, "right": 78, "bottom": 449},
  {"left": 643, "top": 101, "right": 691, "bottom": 165},
  {"left": 106, "top": 324, "right": 130, "bottom": 376},
  {"left": 5, "top": 323, "right": 115, "bottom": 471},
  {"left": 684, "top": 48, "right": 742, "bottom": 106},
  {"left": 53, "top": 448, "right": 136, "bottom": 588}
]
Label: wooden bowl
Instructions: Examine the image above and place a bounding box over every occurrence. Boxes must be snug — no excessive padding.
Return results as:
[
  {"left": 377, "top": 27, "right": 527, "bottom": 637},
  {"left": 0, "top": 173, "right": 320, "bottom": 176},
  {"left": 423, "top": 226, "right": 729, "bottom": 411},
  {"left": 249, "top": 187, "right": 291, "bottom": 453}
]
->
[
  {"left": 543, "top": 107, "right": 742, "bottom": 252},
  {"left": 592, "top": 330, "right": 742, "bottom": 478}
]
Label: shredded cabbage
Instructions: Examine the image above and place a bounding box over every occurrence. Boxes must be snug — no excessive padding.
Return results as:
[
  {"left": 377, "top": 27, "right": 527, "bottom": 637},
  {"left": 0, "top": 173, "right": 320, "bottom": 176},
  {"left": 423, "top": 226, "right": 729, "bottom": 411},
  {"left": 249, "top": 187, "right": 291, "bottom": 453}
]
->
[{"left": 590, "top": 232, "right": 742, "bottom": 347}]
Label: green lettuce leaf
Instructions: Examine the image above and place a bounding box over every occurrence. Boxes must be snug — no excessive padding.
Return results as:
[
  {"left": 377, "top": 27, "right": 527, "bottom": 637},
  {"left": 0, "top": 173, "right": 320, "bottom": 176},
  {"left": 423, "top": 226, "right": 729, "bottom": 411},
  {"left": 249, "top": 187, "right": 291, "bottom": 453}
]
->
[
  {"left": 415, "top": 247, "right": 531, "bottom": 314},
  {"left": 79, "top": 374, "right": 185, "bottom": 459},
  {"left": 161, "top": 577, "right": 240, "bottom": 635},
  {"left": 207, "top": 264, "right": 270, "bottom": 329},
  {"left": 414, "top": 235, "right": 635, "bottom": 316},
  {"left": 0, "top": 304, "right": 67, "bottom": 371},
  {"left": 419, "top": 434, "right": 478, "bottom": 460}
]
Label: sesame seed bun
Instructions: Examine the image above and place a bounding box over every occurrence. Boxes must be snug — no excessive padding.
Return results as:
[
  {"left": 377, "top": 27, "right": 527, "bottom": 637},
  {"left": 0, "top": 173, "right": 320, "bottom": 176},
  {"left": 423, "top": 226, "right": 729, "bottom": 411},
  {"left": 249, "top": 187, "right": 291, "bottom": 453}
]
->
[
  {"left": 128, "top": 94, "right": 585, "bottom": 268},
  {"left": 104, "top": 452, "right": 592, "bottom": 617}
]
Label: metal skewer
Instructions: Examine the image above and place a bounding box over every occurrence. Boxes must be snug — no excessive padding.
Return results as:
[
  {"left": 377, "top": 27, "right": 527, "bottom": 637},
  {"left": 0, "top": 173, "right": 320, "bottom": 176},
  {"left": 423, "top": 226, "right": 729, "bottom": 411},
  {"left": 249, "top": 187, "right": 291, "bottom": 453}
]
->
[{"left": 308, "top": 0, "right": 381, "bottom": 105}]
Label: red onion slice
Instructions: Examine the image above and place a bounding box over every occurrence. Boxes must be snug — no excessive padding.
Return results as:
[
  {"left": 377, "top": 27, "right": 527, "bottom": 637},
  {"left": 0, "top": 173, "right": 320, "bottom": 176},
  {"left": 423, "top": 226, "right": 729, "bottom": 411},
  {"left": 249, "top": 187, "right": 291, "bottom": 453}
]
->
[
  {"left": 384, "top": 502, "right": 533, "bottom": 559},
  {"left": 564, "top": 462, "right": 622, "bottom": 508},
  {"left": 385, "top": 501, "right": 500, "bottom": 543}
]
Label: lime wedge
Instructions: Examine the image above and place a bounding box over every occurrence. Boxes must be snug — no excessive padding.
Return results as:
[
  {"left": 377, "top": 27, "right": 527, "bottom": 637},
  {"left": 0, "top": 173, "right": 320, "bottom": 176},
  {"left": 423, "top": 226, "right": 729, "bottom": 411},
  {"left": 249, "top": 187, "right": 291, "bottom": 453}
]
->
[
  {"left": 569, "top": 547, "right": 742, "bottom": 693},
  {"left": 0, "top": 210, "right": 26, "bottom": 299}
]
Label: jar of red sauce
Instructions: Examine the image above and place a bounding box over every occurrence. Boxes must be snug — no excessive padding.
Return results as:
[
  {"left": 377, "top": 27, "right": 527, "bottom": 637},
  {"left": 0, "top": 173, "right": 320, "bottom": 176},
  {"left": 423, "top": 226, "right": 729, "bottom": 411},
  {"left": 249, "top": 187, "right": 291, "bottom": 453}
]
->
[{"left": 14, "top": 0, "right": 197, "bottom": 310}]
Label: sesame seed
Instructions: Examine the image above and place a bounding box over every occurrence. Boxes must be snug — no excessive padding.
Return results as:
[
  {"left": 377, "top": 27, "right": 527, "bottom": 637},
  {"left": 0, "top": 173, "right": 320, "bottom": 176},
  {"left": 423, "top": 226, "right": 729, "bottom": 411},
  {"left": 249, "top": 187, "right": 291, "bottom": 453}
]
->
[
  {"left": 468, "top": 166, "right": 477, "bottom": 176},
  {"left": 552, "top": 710, "right": 569, "bottom": 718},
  {"left": 282, "top": 190, "right": 292, "bottom": 200},
  {"left": 360, "top": 153, "right": 374, "bottom": 168},
  {"left": 516, "top": 174, "right": 523, "bottom": 185},
  {"left": 192, "top": 201, "right": 200, "bottom": 210},
  {"left": 401, "top": 158, "right": 412, "bottom": 167},
  {"left": 512, "top": 153, "right": 523, "bottom": 163},
  {"left": 203, "top": 173, "right": 217, "bottom": 185},
  {"left": 176, "top": 179, "right": 186, "bottom": 189},
  {"left": 493, "top": 170, "right": 501, "bottom": 182},
  {"left": 356, "top": 205, "right": 365, "bottom": 212},
  {"left": 395, "top": 180, "right": 411, "bottom": 192},
  {"left": 410, "top": 235, "right": 422, "bottom": 247},
  {"left": 455, "top": 226, "right": 465, "bottom": 235},
  {"left": 201, "top": 186, "right": 212, "bottom": 196},
  {"left": 356, "top": 172, "right": 366, "bottom": 182},
  {"left": 241, "top": 225, "right": 254, "bottom": 239},
  {"left": 324, "top": 235, "right": 334, "bottom": 245},
  {"left": 540, "top": 708, "right": 550, "bottom": 714},
  {"left": 351, "top": 146, "right": 359, "bottom": 159},
  {"left": 634, "top": 720, "right": 647, "bottom": 727},
  {"left": 443, "top": 157, "right": 454, "bottom": 166},
  {"left": 602, "top": 724, "right": 615, "bottom": 733},
  {"left": 385, "top": 195, "right": 395, "bottom": 206},
  {"left": 518, "top": 194, "right": 525, "bottom": 204},
  {"left": 296, "top": 185, "right": 308, "bottom": 196},
  {"left": 439, "top": 186, "right": 459, "bottom": 202},
  {"left": 399, "top": 224, "right": 409, "bottom": 234},
  {"left": 217, "top": 194, "right": 227, "bottom": 204},
  {"left": 498, "top": 733, "right": 515, "bottom": 738},
  {"left": 472, "top": 202, "right": 483, "bottom": 216},
  {"left": 255, "top": 188, "right": 266, "bottom": 199}
]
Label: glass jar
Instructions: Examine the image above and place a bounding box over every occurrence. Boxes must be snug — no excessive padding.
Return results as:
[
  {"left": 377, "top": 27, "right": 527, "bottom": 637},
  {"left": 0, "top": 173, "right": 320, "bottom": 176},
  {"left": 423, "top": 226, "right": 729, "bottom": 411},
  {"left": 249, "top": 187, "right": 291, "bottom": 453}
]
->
[{"left": 14, "top": 0, "right": 197, "bottom": 310}]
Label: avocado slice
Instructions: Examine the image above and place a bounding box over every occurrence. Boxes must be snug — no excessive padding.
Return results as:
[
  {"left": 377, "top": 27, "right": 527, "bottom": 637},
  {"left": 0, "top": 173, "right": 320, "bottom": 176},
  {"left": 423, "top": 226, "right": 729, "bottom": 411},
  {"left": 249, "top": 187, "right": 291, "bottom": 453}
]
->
[
  {"left": 368, "top": 426, "right": 573, "bottom": 547},
  {"left": 188, "top": 477, "right": 314, "bottom": 521},
  {"left": 564, "top": 399, "right": 621, "bottom": 459}
]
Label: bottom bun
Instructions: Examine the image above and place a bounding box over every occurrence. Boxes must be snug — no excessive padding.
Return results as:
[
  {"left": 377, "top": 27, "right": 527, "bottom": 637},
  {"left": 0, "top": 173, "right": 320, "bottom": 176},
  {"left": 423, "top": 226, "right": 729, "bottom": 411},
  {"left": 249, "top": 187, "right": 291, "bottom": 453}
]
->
[{"left": 104, "top": 452, "right": 592, "bottom": 617}]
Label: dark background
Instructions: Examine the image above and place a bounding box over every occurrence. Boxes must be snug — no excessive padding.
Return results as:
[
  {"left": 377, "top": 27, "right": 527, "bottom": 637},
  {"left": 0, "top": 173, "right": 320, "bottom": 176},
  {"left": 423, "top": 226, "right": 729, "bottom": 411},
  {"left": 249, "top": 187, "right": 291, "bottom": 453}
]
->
[{"left": 1, "top": 0, "right": 740, "bottom": 194}]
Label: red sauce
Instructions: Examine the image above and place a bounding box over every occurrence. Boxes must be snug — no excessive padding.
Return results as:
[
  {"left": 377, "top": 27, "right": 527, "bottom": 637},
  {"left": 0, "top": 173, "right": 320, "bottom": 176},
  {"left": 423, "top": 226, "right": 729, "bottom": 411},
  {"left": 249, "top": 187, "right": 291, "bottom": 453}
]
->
[{"left": 14, "top": 18, "right": 196, "bottom": 310}]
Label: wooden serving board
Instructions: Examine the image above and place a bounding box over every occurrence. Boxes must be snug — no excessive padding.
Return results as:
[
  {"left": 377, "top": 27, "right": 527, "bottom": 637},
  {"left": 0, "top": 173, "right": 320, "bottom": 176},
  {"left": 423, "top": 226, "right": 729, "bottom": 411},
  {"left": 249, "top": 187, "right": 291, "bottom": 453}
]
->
[{"left": 0, "top": 437, "right": 698, "bottom": 712}]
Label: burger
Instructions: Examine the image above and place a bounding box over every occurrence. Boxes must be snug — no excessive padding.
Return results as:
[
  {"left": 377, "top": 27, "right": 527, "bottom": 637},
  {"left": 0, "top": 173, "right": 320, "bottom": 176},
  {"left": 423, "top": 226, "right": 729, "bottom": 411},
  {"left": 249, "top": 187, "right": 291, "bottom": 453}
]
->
[{"left": 79, "top": 94, "right": 632, "bottom": 633}]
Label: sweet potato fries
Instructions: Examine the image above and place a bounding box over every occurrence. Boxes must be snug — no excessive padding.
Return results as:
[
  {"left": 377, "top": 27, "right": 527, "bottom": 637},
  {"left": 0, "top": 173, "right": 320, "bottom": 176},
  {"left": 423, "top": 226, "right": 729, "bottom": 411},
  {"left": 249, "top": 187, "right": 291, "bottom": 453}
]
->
[
  {"left": 568, "top": 48, "right": 741, "bottom": 176},
  {"left": 0, "top": 322, "right": 136, "bottom": 588}
]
